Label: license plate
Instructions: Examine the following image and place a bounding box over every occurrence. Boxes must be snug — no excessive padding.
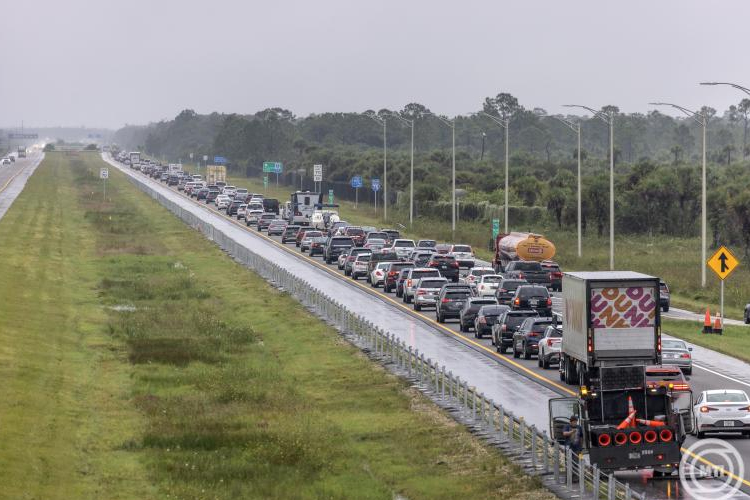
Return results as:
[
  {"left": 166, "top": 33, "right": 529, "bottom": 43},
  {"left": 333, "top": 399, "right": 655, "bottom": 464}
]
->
[
  {"left": 531, "top": 300, "right": 538, "bottom": 307},
  {"left": 724, "top": 421, "right": 735, "bottom": 427}
]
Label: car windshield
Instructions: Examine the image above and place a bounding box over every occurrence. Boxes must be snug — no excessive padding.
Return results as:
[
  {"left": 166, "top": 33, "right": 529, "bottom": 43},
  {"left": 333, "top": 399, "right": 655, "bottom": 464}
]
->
[
  {"left": 395, "top": 240, "right": 415, "bottom": 247},
  {"left": 514, "top": 262, "right": 541, "bottom": 271},
  {"left": 391, "top": 263, "right": 413, "bottom": 271},
  {"left": 483, "top": 276, "right": 503, "bottom": 283},
  {"left": 412, "top": 270, "right": 440, "bottom": 279},
  {"left": 530, "top": 322, "right": 553, "bottom": 333},
  {"left": 347, "top": 228, "right": 364, "bottom": 235},
  {"left": 471, "top": 269, "right": 493, "bottom": 277},
  {"left": 471, "top": 300, "right": 497, "bottom": 306},
  {"left": 376, "top": 263, "right": 391, "bottom": 269},
  {"left": 662, "top": 339, "right": 686, "bottom": 349},
  {"left": 367, "top": 239, "right": 386, "bottom": 245},
  {"left": 368, "top": 233, "right": 388, "bottom": 240},
  {"left": 545, "top": 328, "right": 563, "bottom": 338},
  {"left": 420, "top": 279, "right": 446, "bottom": 288},
  {"left": 504, "top": 313, "right": 538, "bottom": 328},
  {"left": 446, "top": 291, "right": 471, "bottom": 300},
  {"left": 453, "top": 245, "right": 472, "bottom": 252},
  {"left": 418, "top": 240, "right": 436, "bottom": 247},
  {"left": 304, "top": 232, "right": 322, "bottom": 237},
  {"left": 432, "top": 256, "right": 455, "bottom": 263},
  {"left": 542, "top": 263, "right": 561, "bottom": 272},
  {"left": 356, "top": 255, "right": 371, "bottom": 262},
  {"left": 706, "top": 392, "right": 748, "bottom": 403},
  {"left": 332, "top": 238, "right": 354, "bottom": 246}
]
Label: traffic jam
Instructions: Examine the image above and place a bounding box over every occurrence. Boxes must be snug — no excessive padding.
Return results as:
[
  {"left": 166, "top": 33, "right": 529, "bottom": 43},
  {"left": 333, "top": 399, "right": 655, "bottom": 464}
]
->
[{"left": 115, "top": 150, "right": 750, "bottom": 484}]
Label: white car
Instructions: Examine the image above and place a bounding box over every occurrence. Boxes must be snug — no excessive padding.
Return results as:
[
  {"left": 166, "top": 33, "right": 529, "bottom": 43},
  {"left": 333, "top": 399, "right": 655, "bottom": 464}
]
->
[
  {"left": 369, "top": 262, "right": 391, "bottom": 288},
  {"left": 538, "top": 325, "right": 562, "bottom": 369},
  {"left": 351, "top": 254, "right": 372, "bottom": 280},
  {"left": 235, "top": 188, "right": 248, "bottom": 198},
  {"left": 236, "top": 204, "right": 248, "bottom": 220},
  {"left": 246, "top": 209, "right": 264, "bottom": 224},
  {"left": 215, "top": 195, "right": 231, "bottom": 210},
  {"left": 450, "top": 244, "right": 475, "bottom": 268},
  {"left": 462, "top": 267, "right": 496, "bottom": 286},
  {"left": 1, "top": 157, "right": 11, "bottom": 165},
  {"left": 476, "top": 274, "right": 504, "bottom": 297},
  {"left": 389, "top": 239, "right": 416, "bottom": 259},
  {"left": 693, "top": 389, "right": 750, "bottom": 438}
]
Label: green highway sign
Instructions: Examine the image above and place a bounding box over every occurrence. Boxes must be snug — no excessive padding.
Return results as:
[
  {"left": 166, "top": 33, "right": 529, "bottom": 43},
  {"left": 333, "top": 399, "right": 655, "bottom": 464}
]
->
[
  {"left": 263, "top": 161, "right": 283, "bottom": 173},
  {"left": 492, "top": 218, "right": 500, "bottom": 238}
]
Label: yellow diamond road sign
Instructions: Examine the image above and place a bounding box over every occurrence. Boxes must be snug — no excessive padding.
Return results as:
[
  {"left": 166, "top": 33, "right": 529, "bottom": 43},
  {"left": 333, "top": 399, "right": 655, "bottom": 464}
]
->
[{"left": 707, "top": 246, "right": 739, "bottom": 280}]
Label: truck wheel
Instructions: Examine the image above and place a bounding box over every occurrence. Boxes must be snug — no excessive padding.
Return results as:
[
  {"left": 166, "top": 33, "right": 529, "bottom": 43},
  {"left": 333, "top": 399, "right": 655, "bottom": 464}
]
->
[{"left": 537, "top": 356, "right": 543, "bottom": 367}]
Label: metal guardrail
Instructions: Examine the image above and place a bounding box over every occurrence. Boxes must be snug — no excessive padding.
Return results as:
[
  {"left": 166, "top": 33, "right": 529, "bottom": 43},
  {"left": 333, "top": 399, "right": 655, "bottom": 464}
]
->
[{"left": 123, "top": 170, "right": 646, "bottom": 500}]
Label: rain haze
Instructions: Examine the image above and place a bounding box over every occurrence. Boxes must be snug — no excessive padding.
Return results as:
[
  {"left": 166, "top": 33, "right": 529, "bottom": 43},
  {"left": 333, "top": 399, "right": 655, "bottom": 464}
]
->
[{"left": 3, "top": 0, "right": 750, "bottom": 128}]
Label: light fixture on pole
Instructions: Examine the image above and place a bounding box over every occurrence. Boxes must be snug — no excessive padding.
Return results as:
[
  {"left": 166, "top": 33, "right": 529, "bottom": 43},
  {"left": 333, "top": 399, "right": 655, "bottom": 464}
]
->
[
  {"left": 476, "top": 111, "right": 510, "bottom": 234},
  {"left": 650, "top": 102, "right": 709, "bottom": 288},
  {"left": 421, "top": 112, "right": 457, "bottom": 233},
  {"left": 387, "top": 112, "right": 415, "bottom": 226},
  {"left": 564, "top": 104, "right": 616, "bottom": 270},
  {"left": 539, "top": 113, "right": 582, "bottom": 258},
  {"left": 365, "top": 112, "right": 388, "bottom": 220}
]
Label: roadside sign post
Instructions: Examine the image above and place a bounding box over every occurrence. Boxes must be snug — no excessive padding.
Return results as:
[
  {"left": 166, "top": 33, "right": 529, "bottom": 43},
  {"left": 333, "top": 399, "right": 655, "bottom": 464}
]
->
[
  {"left": 100, "top": 167, "right": 109, "bottom": 201},
  {"left": 707, "top": 245, "right": 739, "bottom": 327},
  {"left": 351, "top": 176, "right": 362, "bottom": 208},
  {"left": 328, "top": 189, "right": 334, "bottom": 205},
  {"left": 263, "top": 175, "right": 269, "bottom": 190},
  {"left": 371, "top": 178, "right": 380, "bottom": 213},
  {"left": 314, "top": 164, "right": 323, "bottom": 192}
]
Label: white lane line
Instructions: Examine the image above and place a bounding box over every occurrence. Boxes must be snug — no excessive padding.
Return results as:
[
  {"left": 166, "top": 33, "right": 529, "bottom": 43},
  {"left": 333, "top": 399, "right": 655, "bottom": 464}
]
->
[{"left": 693, "top": 363, "right": 750, "bottom": 389}]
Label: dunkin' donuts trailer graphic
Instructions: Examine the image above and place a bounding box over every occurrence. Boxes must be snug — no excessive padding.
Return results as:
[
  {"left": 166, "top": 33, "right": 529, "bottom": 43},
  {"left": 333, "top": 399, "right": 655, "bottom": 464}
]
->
[
  {"left": 590, "top": 286, "right": 658, "bottom": 355},
  {"left": 591, "top": 287, "right": 656, "bottom": 329}
]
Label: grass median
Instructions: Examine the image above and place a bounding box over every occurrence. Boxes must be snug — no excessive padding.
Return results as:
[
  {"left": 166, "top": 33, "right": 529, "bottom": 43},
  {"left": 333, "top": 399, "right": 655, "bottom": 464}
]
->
[{"left": 0, "top": 151, "right": 553, "bottom": 499}]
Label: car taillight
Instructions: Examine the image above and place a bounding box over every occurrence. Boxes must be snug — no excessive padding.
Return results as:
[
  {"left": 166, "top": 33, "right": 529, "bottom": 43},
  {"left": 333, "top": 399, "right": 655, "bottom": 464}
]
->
[
  {"left": 514, "top": 298, "right": 520, "bottom": 306},
  {"left": 479, "top": 317, "right": 486, "bottom": 324},
  {"left": 417, "top": 290, "right": 426, "bottom": 295},
  {"left": 451, "top": 262, "right": 459, "bottom": 268},
  {"left": 502, "top": 324, "right": 507, "bottom": 332},
  {"left": 546, "top": 339, "right": 553, "bottom": 346},
  {"left": 680, "top": 353, "right": 691, "bottom": 359},
  {"left": 518, "top": 272, "right": 524, "bottom": 279},
  {"left": 441, "top": 298, "right": 449, "bottom": 303},
  {"left": 546, "top": 298, "right": 552, "bottom": 306},
  {"left": 700, "top": 406, "right": 718, "bottom": 413}
]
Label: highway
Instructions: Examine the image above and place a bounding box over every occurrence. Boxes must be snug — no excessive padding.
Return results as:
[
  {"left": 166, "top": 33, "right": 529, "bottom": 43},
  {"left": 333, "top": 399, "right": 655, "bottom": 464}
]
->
[
  {"left": 0, "top": 150, "right": 44, "bottom": 221},
  {"left": 105, "top": 154, "right": 750, "bottom": 499}
]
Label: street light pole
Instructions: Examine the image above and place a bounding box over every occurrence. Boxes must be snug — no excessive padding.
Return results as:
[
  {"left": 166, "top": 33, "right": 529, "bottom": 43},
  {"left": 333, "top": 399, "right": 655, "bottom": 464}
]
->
[
  {"left": 422, "top": 112, "right": 457, "bottom": 233},
  {"left": 477, "top": 112, "right": 510, "bottom": 233},
  {"left": 541, "top": 114, "right": 582, "bottom": 258},
  {"left": 365, "top": 113, "right": 388, "bottom": 220},
  {"left": 387, "top": 113, "right": 415, "bottom": 226},
  {"left": 650, "top": 102, "right": 708, "bottom": 288},
  {"left": 565, "top": 104, "right": 615, "bottom": 270}
]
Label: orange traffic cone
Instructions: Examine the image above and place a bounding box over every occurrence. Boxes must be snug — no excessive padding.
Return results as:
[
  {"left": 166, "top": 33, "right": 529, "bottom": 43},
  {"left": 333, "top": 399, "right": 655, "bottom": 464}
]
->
[
  {"left": 617, "top": 410, "right": 637, "bottom": 429},
  {"left": 636, "top": 418, "right": 666, "bottom": 427},
  {"left": 703, "top": 308, "right": 713, "bottom": 334},
  {"left": 714, "top": 313, "right": 723, "bottom": 335},
  {"left": 627, "top": 396, "right": 635, "bottom": 415}
]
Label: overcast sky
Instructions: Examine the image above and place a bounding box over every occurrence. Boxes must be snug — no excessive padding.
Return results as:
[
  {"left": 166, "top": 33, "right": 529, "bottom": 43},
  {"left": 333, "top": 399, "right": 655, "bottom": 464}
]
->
[{"left": 3, "top": 0, "right": 750, "bottom": 129}]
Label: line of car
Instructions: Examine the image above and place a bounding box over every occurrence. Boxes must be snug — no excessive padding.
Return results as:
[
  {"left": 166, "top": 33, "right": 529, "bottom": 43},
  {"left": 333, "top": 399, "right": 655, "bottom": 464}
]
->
[{"left": 118, "top": 156, "right": 750, "bottom": 442}]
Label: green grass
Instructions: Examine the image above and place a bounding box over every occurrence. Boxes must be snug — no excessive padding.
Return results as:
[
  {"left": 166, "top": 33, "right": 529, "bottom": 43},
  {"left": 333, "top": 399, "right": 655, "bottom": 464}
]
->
[
  {"left": 0, "top": 151, "right": 554, "bottom": 499},
  {"left": 225, "top": 173, "right": 749, "bottom": 320}
]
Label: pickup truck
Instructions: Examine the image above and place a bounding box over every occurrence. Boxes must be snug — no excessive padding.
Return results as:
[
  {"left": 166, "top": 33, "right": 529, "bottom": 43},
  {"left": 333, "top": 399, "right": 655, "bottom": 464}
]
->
[{"left": 503, "top": 261, "right": 552, "bottom": 288}]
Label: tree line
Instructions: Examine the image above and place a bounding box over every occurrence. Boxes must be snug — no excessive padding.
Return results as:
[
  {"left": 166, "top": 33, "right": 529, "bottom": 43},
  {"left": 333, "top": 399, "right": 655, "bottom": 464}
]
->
[{"left": 112, "top": 93, "right": 750, "bottom": 254}]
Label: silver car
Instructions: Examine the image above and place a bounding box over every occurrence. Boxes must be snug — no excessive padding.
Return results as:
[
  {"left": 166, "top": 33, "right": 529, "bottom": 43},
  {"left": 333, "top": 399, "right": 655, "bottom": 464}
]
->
[
  {"left": 661, "top": 338, "right": 692, "bottom": 375},
  {"left": 403, "top": 268, "right": 442, "bottom": 304},
  {"left": 538, "top": 325, "right": 562, "bottom": 369},
  {"left": 412, "top": 277, "right": 449, "bottom": 311}
]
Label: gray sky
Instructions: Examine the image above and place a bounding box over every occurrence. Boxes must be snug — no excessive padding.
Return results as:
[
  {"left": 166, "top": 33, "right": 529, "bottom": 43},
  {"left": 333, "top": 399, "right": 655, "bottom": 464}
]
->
[{"left": 3, "top": 0, "right": 750, "bottom": 129}]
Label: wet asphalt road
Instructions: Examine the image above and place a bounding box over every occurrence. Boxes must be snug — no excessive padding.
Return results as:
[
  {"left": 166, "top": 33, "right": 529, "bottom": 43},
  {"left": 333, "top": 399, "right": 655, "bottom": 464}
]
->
[
  {"left": 106, "top": 155, "right": 750, "bottom": 499},
  {"left": 0, "top": 151, "right": 44, "bottom": 220}
]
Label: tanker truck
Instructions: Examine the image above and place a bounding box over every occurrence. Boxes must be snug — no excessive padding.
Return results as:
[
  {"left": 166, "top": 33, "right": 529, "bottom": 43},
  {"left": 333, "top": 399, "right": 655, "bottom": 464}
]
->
[{"left": 492, "top": 232, "right": 556, "bottom": 272}]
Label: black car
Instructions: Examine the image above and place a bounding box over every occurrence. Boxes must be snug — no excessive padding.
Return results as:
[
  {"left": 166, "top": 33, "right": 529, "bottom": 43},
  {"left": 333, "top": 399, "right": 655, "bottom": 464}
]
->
[
  {"left": 435, "top": 284, "right": 474, "bottom": 323},
  {"left": 474, "top": 304, "right": 510, "bottom": 339},
  {"left": 205, "top": 190, "right": 220, "bottom": 203},
  {"left": 512, "top": 317, "right": 554, "bottom": 360},
  {"left": 427, "top": 255, "right": 459, "bottom": 282},
  {"left": 227, "top": 199, "right": 244, "bottom": 216},
  {"left": 491, "top": 310, "right": 539, "bottom": 353},
  {"left": 382, "top": 229, "right": 400, "bottom": 245},
  {"left": 494, "top": 279, "right": 528, "bottom": 305},
  {"left": 511, "top": 285, "right": 552, "bottom": 316},
  {"left": 282, "top": 225, "right": 301, "bottom": 244},
  {"left": 195, "top": 187, "right": 209, "bottom": 200},
  {"left": 395, "top": 268, "right": 412, "bottom": 298},
  {"left": 384, "top": 262, "right": 414, "bottom": 293},
  {"left": 459, "top": 297, "right": 499, "bottom": 333},
  {"left": 324, "top": 236, "right": 355, "bottom": 264}
]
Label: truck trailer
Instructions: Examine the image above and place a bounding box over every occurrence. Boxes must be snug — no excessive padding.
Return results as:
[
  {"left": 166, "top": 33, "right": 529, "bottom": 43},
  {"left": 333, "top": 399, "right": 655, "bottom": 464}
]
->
[{"left": 551, "top": 271, "right": 689, "bottom": 474}]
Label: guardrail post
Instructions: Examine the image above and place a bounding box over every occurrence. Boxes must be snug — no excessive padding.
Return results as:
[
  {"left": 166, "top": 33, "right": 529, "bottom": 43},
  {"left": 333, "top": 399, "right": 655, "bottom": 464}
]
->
[
  {"left": 542, "top": 431, "right": 549, "bottom": 473},
  {"left": 520, "top": 418, "right": 526, "bottom": 450},
  {"left": 448, "top": 371, "right": 454, "bottom": 399},
  {"left": 580, "top": 458, "right": 586, "bottom": 497},
  {"left": 553, "top": 440, "right": 560, "bottom": 483},
  {"left": 498, "top": 404, "right": 505, "bottom": 440},
  {"left": 606, "top": 473, "right": 615, "bottom": 500},
  {"left": 440, "top": 366, "right": 446, "bottom": 400},
  {"left": 472, "top": 387, "right": 477, "bottom": 420},
  {"left": 624, "top": 482, "right": 631, "bottom": 500},
  {"left": 488, "top": 400, "right": 495, "bottom": 432},
  {"left": 592, "top": 464, "right": 599, "bottom": 499},
  {"left": 408, "top": 346, "right": 413, "bottom": 376},
  {"left": 566, "top": 447, "right": 573, "bottom": 489},
  {"left": 530, "top": 425, "right": 537, "bottom": 469},
  {"left": 463, "top": 381, "right": 468, "bottom": 412}
]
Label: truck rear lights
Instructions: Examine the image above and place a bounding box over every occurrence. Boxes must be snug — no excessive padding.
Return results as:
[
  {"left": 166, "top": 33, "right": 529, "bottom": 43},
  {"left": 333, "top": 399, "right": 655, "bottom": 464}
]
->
[
  {"left": 546, "top": 298, "right": 552, "bottom": 306},
  {"left": 644, "top": 430, "right": 658, "bottom": 443},
  {"left": 659, "top": 429, "right": 673, "bottom": 442},
  {"left": 614, "top": 432, "right": 628, "bottom": 445},
  {"left": 597, "top": 433, "right": 612, "bottom": 447},
  {"left": 514, "top": 298, "right": 520, "bottom": 306},
  {"left": 629, "top": 431, "right": 642, "bottom": 444}
]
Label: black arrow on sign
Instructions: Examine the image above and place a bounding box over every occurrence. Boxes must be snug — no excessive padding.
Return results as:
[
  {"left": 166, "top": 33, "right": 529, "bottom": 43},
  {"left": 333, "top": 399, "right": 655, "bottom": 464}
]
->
[{"left": 719, "top": 252, "right": 729, "bottom": 273}]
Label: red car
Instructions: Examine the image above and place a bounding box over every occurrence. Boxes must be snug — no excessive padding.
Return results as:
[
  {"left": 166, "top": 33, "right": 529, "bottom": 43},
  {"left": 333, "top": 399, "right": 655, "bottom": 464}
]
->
[
  {"left": 344, "top": 226, "right": 366, "bottom": 246},
  {"left": 540, "top": 260, "right": 562, "bottom": 292}
]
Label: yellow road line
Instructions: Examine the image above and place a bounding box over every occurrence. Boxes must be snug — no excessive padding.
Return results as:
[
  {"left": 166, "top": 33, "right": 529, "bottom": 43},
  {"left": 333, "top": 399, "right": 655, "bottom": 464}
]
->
[
  {"left": 0, "top": 162, "right": 30, "bottom": 193},
  {"left": 682, "top": 447, "right": 750, "bottom": 488},
  {"left": 117, "top": 163, "right": 748, "bottom": 487}
]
